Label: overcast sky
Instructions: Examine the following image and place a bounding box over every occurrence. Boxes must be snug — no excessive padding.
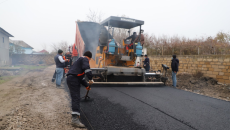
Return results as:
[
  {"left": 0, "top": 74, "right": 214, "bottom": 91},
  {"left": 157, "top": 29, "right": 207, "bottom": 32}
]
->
[{"left": 0, "top": 0, "right": 230, "bottom": 52}]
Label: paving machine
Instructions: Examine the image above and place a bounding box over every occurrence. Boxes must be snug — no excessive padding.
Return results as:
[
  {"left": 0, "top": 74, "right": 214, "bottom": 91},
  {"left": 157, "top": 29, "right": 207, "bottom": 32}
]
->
[{"left": 73, "top": 16, "right": 169, "bottom": 85}]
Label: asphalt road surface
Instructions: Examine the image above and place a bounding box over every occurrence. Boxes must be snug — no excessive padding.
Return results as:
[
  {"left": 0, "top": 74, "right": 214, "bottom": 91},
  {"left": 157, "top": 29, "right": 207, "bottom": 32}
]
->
[{"left": 64, "top": 83, "right": 230, "bottom": 130}]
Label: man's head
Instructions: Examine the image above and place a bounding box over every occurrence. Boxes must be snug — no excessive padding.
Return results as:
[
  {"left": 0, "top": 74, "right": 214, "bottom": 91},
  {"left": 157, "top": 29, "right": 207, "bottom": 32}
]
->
[
  {"left": 84, "top": 51, "right": 92, "bottom": 61},
  {"left": 173, "top": 55, "right": 176, "bottom": 59},
  {"left": 58, "top": 49, "right": 63, "bottom": 55},
  {"left": 145, "top": 54, "right": 147, "bottom": 58},
  {"left": 66, "top": 51, "right": 70, "bottom": 55},
  {"left": 133, "top": 32, "right": 137, "bottom": 35}
]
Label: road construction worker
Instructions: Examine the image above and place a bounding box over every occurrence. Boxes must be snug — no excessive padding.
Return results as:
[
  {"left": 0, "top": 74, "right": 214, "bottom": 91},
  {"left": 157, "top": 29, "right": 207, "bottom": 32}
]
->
[
  {"left": 52, "top": 51, "right": 70, "bottom": 83},
  {"left": 143, "top": 54, "right": 150, "bottom": 73},
  {"left": 65, "top": 51, "right": 72, "bottom": 66},
  {"left": 72, "top": 44, "right": 79, "bottom": 64},
  {"left": 171, "top": 54, "right": 179, "bottom": 87},
  {"left": 54, "top": 49, "right": 68, "bottom": 86},
  {"left": 66, "top": 51, "right": 94, "bottom": 128},
  {"left": 133, "top": 34, "right": 145, "bottom": 46},
  {"left": 125, "top": 32, "right": 137, "bottom": 52}
]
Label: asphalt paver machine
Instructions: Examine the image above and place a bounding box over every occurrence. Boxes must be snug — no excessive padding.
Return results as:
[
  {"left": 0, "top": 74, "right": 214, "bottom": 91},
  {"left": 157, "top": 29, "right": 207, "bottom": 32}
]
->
[{"left": 73, "top": 16, "right": 169, "bottom": 85}]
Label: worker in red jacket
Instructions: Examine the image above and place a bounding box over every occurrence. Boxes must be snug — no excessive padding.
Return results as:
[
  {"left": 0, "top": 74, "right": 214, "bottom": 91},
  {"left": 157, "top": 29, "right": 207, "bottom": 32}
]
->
[{"left": 72, "top": 44, "right": 79, "bottom": 64}]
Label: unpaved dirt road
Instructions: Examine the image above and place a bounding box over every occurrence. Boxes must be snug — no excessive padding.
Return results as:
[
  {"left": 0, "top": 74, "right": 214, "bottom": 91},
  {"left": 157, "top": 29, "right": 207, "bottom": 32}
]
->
[{"left": 0, "top": 65, "right": 86, "bottom": 130}]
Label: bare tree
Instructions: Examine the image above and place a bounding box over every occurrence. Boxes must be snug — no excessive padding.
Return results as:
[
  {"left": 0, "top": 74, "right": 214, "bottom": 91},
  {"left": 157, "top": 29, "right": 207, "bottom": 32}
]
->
[
  {"left": 86, "top": 9, "right": 104, "bottom": 23},
  {"left": 50, "top": 41, "right": 70, "bottom": 54}
]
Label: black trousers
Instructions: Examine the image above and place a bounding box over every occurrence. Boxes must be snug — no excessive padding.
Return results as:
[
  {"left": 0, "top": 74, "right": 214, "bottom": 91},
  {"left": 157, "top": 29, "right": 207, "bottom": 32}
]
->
[{"left": 66, "top": 75, "right": 81, "bottom": 115}]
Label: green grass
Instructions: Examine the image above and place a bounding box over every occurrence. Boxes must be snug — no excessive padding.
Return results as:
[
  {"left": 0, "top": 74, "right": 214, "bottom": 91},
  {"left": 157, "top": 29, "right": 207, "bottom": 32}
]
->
[
  {"left": 0, "top": 75, "right": 18, "bottom": 84},
  {"left": 15, "top": 65, "right": 48, "bottom": 70},
  {"left": 0, "top": 65, "right": 48, "bottom": 85}
]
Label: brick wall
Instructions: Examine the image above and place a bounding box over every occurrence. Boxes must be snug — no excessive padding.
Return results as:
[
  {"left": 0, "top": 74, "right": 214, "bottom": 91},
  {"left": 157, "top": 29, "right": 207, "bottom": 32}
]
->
[
  {"left": 149, "top": 55, "right": 230, "bottom": 84},
  {"left": 10, "top": 54, "right": 55, "bottom": 65}
]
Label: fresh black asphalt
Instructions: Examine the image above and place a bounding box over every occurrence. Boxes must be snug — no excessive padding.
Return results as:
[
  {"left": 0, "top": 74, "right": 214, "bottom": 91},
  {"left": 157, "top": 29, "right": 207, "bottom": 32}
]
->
[{"left": 63, "top": 82, "right": 230, "bottom": 130}]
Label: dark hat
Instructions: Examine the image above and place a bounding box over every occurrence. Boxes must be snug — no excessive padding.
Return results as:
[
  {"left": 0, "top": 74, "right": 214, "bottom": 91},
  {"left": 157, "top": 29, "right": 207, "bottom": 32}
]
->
[
  {"left": 145, "top": 54, "right": 147, "bottom": 57},
  {"left": 83, "top": 51, "right": 92, "bottom": 58},
  {"left": 58, "top": 49, "right": 63, "bottom": 54},
  {"left": 173, "top": 55, "right": 176, "bottom": 58},
  {"left": 133, "top": 32, "right": 137, "bottom": 35}
]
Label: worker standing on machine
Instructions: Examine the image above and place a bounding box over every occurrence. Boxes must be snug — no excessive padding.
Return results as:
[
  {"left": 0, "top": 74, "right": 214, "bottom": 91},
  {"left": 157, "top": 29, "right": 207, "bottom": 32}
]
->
[
  {"left": 125, "top": 32, "right": 137, "bottom": 52},
  {"left": 143, "top": 54, "right": 150, "bottom": 73},
  {"left": 133, "top": 33, "right": 145, "bottom": 46},
  {"left": 66, "top": 51, "right": 94, "bottom": 128}
]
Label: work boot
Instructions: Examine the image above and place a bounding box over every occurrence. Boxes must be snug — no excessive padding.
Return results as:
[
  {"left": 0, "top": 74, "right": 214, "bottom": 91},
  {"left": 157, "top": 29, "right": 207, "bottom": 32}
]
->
[
  {"left": 52, "top": 78, "right": 55, "bottom": 82},
  {"left": 71, "top": 114, "right": 85, "bottom": 128}
]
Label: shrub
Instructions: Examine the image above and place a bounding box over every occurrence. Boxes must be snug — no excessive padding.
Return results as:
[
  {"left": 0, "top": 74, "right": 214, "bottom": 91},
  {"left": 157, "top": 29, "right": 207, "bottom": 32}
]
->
[{"left": 192, "top": 70, "right": 204, "bottom": 79}]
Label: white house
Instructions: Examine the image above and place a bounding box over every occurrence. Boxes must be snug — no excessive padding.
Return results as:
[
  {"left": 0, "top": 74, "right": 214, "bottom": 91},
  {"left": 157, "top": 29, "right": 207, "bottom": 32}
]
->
[
  {"left": 9, "top": 39, "right": 34, "bottom": 54},
  {"left": 0, "top": 27, "right": 14, "bottom": 66}
]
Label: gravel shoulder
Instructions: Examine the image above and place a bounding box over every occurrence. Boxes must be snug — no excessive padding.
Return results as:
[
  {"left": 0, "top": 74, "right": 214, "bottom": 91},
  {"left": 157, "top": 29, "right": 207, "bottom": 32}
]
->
[{"left": 0, "top": 65, "right": 86, "bottom": 130}]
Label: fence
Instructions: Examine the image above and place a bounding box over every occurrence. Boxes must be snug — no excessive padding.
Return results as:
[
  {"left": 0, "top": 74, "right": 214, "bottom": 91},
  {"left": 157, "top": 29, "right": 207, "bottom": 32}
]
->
[{"left": 10, "top": 54, "right": 55, "bottom": 65}]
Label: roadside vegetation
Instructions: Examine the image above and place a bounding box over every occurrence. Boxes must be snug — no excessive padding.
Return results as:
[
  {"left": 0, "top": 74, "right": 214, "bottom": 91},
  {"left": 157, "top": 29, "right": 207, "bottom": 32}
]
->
[{"left": 0, "top": 65, "right": 48, "bottom": 85}]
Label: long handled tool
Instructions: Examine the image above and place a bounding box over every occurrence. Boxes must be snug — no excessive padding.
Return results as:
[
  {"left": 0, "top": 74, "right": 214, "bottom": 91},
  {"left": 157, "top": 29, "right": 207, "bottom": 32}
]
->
[
  {"left": 83, "top": 89, "right": 90, "bottom": 100},
  {"left": 81, "top": 85, "right": 93, "bottom": 102}
]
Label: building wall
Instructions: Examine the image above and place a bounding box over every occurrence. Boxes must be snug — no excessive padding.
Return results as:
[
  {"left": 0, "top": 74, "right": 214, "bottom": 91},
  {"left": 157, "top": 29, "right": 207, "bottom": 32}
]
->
[
  {"left": 149, "top": 55, "right": 230, "bottom": 84},
  {"left": 22, "top": 48, "right": 33, "bottom": 54},
  {"left": 0, "top": 32, "right": 9, "bottom": 66}
]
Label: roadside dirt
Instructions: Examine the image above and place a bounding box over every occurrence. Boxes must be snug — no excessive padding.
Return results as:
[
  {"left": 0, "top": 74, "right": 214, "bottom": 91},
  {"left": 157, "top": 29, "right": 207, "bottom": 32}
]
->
[
  {"left": 167, "top": 73, "right": 230, "bottom": 101},
  {"left": 0, "top": 65, "right": 86, "bottom": 130}
]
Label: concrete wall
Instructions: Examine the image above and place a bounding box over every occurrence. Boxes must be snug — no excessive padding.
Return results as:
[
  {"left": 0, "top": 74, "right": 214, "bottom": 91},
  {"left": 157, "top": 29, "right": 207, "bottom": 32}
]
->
[
  {"left": 0, "top": 32, "right": 9, "bottom": 66},
  {"left": 149, "top": 55, "right": 230, "bottom": 84},
  {"left": 10, "top": 54, "right": 55, "bottom": 65}
]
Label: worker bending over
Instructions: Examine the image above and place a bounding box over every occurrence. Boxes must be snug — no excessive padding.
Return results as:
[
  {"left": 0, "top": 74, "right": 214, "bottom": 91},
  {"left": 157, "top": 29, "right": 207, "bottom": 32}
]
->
[{"left": 66, "top": 51, "right": 94, "bottom": 128}]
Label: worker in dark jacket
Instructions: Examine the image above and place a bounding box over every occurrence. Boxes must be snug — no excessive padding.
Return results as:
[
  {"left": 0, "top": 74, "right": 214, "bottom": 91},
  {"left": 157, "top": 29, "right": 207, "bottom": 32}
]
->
[
  {"left": 125, "top": 32, "right": 137, "bottom": 52},
  {"left": 52, "top": 52, "right": 71, "bottom": 83},
  {"left": 54, "top": 49, "right": 68, "bottom": 86},
  {"left": 171, "top": 55, "right": 179, "bottom": 87},
  {"left": 143, "top": 55, "right": 150, "bottom": 73},
  {"left": 66, "top": 51, "right": 94, "bottom": 128}
]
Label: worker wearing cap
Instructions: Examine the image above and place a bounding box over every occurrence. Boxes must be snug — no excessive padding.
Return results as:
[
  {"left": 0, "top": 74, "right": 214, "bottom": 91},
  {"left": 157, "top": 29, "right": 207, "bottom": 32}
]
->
[
  {"left": 54, "top": 49, "right": 68, "bottom": 86},
  {"left": 143, "top": 54, "right": 150, "bottom": 73},
  {"left": 66, "top": 51, "right": 94, "bottom": 128}
]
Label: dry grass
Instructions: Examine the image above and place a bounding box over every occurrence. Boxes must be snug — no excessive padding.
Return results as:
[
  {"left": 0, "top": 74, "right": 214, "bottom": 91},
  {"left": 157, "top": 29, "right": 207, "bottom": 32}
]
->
[{"left": 192, "top": 70, "right": 204, "bottom": 79}]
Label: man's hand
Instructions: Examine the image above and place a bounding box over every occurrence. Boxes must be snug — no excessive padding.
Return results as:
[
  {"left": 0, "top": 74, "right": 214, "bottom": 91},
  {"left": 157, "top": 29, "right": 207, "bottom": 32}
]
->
[
  {"left": 89, "top": 80, "right": 94, "bottom": 86},
  {"left": 174, "top": 71, "right": 177, "bottom": 73},
  {"left": 65, "top": 59, "right": 68, "bottom": 62},
  {"left": 86, "top": 86, "right": 91, "bottom": 91}
]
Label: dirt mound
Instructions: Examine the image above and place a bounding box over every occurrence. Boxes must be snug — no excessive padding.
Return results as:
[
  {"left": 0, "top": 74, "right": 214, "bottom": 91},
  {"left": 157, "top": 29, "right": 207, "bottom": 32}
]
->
[{"left": 167, "top": 73, "right": 230, "bottom": 101}]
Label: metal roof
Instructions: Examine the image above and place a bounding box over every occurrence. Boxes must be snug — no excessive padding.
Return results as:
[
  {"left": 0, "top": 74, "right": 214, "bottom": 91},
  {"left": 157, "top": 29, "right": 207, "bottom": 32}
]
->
[
  {"left": 0, "top": 27, "right": 14, "bottom": 37},
  {"left": 100, "top": 16, "right": 144, "bottom": 29}
]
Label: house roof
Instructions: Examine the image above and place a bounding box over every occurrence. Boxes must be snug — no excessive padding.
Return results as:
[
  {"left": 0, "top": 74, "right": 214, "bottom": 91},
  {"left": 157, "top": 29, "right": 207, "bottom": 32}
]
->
[
  {"left": 9, "top": 39, "right": 34, "bottom": 49},
  {"left": 39, "top": 49, "right": 48, "bottom": 53},
  {"left": 0, "top": 27, "right": 14, "bottom": 37}
]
